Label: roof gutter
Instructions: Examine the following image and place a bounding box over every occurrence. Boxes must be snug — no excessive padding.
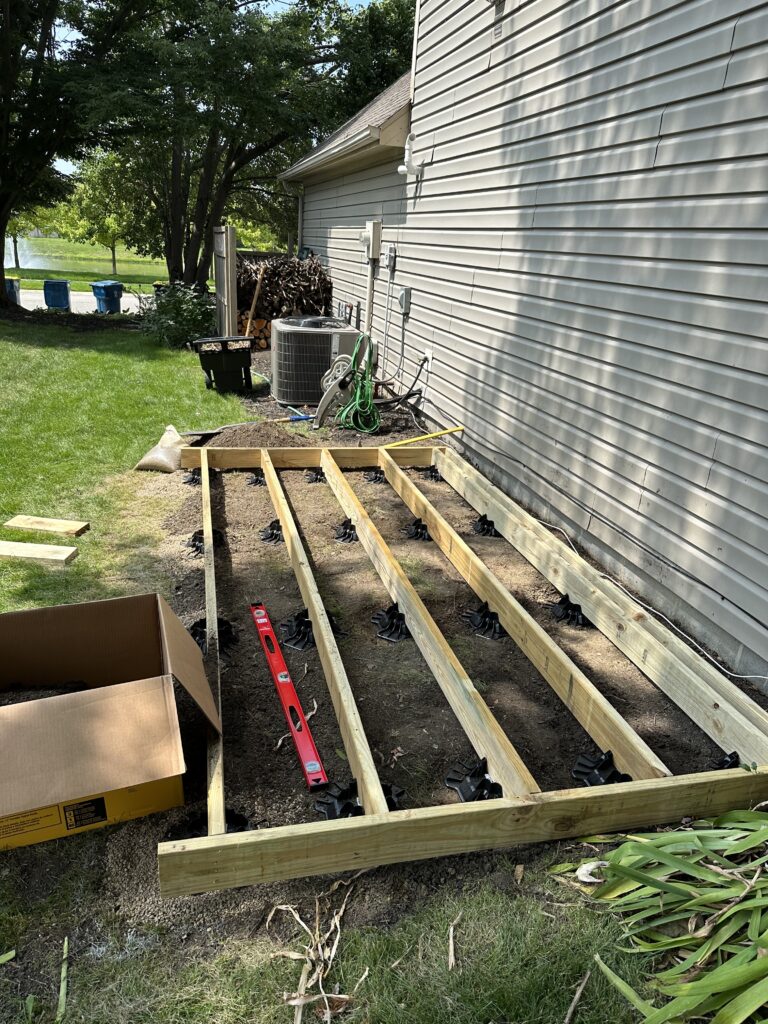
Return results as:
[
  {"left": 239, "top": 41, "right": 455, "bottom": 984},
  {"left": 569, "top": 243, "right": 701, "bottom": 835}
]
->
[{"left": 280, "top": 125, "right": 380, "bottom": 182}]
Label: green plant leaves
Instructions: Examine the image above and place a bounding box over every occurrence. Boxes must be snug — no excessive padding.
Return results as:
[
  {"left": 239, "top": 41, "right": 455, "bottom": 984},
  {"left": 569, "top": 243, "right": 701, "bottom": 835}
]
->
[{"left": 574, "top": 812, "right": 768, "bottom": 1022}]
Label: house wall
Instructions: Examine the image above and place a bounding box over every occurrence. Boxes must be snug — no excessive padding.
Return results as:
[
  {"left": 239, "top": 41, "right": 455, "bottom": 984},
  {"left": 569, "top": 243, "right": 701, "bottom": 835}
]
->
[{"left": 301, "top": 0, "right": 768, "bottom": 679}]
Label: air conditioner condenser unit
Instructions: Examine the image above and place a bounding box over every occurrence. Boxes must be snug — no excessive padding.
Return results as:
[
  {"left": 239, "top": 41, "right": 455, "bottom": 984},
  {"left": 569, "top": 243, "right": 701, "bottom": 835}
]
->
[{"left": 271, "top": 317, "right": 362, "bottom": 406}]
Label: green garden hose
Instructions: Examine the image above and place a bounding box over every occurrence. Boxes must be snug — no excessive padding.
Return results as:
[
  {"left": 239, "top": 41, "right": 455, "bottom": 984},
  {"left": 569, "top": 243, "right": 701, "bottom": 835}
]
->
[{"left": 335, "top": 335, "right": 381, "bottom": 434}]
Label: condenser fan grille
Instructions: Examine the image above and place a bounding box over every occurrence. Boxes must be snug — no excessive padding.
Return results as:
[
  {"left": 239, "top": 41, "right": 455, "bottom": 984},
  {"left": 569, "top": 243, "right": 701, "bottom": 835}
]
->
[
  {"left": 273, "top": 331, "right": 333, "bottom": 405},
  {"left": 270, "top": 317, "right": 361, "bottom": 406}
]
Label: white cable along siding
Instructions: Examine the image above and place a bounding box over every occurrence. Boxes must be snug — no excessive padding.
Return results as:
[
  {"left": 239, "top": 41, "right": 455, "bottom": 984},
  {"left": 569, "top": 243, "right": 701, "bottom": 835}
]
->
[{"left": 301, "top": 0, "right": 768, "bottom": 678}]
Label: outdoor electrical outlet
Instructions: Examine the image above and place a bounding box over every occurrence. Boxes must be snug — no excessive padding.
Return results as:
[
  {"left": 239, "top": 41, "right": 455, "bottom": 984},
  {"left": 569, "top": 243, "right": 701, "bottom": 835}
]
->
[
  {"left": 385, "top": 244, "right": 397, "bottom": 271},
  {"left": 423, "top": 347, "right": 433, "bottom": 370},
  {"left": 398, "top": 286, "right": 412, "bottom": 316}
]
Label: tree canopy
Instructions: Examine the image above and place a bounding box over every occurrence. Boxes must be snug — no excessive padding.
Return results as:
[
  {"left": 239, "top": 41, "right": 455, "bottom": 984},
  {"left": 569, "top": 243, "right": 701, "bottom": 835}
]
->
[
  {"left": 0, "top": 0, "right": 150, "bottom": 301},
  {"left": 57, "top": 151, "right": 133, "bottom": 274},
  {"left": 1, "top": 0, "right": 415, "bottom": 299}
]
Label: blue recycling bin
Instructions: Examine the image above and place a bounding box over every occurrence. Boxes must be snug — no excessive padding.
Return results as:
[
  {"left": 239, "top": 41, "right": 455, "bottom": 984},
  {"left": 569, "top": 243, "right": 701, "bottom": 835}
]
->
[
  {"left": 5, "top": 277, "right": 20, "bottom": 304},
  {"left": 91, "top": 279, "right": 123, "bottom": 314},
  {"left": 43, "top": 279, "right": 71, "bottom": 311}
]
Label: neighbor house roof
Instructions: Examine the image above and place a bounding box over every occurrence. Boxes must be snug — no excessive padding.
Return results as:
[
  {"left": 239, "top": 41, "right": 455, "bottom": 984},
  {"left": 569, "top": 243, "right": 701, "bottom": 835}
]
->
[{"left": 281, "top": 73, "right": 411, "bottom": 183}]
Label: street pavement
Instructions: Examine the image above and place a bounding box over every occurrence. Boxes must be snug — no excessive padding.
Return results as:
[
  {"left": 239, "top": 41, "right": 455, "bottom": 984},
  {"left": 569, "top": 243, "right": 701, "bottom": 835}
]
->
[{"left": 21, "top": 288, "right": 141, "bottom": 314}]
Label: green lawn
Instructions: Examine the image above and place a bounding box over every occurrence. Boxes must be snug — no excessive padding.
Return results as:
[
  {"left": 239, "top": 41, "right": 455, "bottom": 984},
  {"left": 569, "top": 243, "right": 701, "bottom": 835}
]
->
[
  {"left": 4, "top": 236, "right": 166, "bottom": 293},
  {"left": 0, "top": 318, "right": 245, "bottom": 613},
  {"left": 0, "top": 317, "right": 651, "bottom": 1023}
]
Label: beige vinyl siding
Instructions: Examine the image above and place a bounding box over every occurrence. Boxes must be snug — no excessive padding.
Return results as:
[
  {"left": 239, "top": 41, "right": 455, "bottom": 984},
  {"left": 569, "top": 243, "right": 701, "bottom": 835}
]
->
[{"left": 301, "top": 0, "right": 768, "bottom": 679}]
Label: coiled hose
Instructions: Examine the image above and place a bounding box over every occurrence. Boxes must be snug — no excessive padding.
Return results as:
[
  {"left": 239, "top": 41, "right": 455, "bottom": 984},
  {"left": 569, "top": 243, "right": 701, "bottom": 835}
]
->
[{"left": 335, "top": 335, "right": 381, "bottom": 434}]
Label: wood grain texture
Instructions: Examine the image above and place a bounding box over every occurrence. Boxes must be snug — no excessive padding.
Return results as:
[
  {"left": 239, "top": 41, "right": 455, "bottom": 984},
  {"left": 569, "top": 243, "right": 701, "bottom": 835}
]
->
[
  {"left": 261, "top": 452, "right": 388, "bottom": 815},
  {"left": 157, "top": 767, "right": 768, "bottom": 895},
  {"left": 180, "top": 446, "right": 441, "bottom": 470},
  {"left": 201, "top": 449, "right": 226, "bottom": 836},
  {"left": 0, "top": 540, "right": 78, "bottom": 564},
  {"left": 379, "top": 450, "right": 670, "bottom": 781},
  {"left": 4, "top": 515, "right": 89, "bottom": 536},
  {"left": 435, "top": 448, "right": 768, "bottom": 767},
  {"left": 321, "top": 451, "right": 540, "bottom": 799}
]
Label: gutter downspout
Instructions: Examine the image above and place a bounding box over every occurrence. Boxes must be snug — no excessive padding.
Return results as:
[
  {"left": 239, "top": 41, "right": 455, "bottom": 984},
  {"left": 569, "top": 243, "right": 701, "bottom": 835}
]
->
[
  {"left": 297, "top": 191, "right": 304, "bottom": 251},
  {"left": 410, "top": 0, "right": 422, "bottom": 103}
]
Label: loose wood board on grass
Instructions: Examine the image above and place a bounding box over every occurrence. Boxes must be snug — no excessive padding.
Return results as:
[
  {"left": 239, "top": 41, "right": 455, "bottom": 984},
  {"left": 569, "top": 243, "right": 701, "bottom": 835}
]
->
[
  {"left": 4, "top": 515, "right": 90, "bottom": 536},
  {"left": 0, "top": 540, "right": 78, "bottom": 564},
  {"left": 158, "top": 445, "right": 768, "bottom": 897}
]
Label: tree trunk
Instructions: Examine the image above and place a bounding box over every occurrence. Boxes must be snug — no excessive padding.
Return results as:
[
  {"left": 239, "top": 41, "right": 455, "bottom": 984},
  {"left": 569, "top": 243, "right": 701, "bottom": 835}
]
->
[
  {"left": 0, "top": 209, "right": 12, "bottom": 306},
  {"left": 166, "top": 138, "right": 185, "bottom": 281},
  {"left": 195, "top": 227, "right": 215, "bottom": 293},
  {"left": 110, "top": 243, "right": 117, "bottom": 276},
  {"left": 183, "top": 129, "right": 223, "bottom": 288},
  {"left": 12, "top": 233, "right": 19, "bottom": 268}
]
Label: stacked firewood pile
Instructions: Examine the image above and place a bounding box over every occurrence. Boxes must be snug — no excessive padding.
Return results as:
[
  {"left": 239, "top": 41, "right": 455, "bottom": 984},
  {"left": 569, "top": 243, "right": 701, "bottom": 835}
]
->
[{"left": 236, "top": 254, "right": 333, "bottom": 348}]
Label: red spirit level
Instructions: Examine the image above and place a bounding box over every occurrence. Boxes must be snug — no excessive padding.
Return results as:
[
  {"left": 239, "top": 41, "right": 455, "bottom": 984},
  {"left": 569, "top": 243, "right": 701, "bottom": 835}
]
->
[{"left": 249, "top": 603, "right": 329, "bottom": 790}]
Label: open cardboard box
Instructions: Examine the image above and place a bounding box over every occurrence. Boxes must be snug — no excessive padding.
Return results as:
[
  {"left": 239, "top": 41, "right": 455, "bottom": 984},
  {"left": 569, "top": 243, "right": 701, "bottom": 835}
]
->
[{"left": 0, "top": 594, "right": 220, "bottom": 850}]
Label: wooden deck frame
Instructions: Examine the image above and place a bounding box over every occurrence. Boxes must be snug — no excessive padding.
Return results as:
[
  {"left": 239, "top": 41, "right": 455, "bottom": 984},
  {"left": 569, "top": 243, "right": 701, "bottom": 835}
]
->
[
  {"left": 433, "top": 447, "right": 768, "bottom": 766},
  {"left": 377, "top": 449, "right": 670, "bottom": 782},
  {"left": 159, "top": 446, "right": 768, "bottom": 897},
  {"left": 260, "top": 452, "right": 389, "bottom": 815},
  {"left": 320, "top": 450, "right": 539, "bottom": 799}
]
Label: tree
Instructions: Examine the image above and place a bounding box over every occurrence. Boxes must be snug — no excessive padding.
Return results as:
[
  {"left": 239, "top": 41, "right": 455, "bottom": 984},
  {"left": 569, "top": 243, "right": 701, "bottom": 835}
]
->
[
  {"left": 107, "top": 0, "right": 415, "bottom": 289},
  {"left": 102, "top": 0, "right": 329, "bottom": 288},
  {"left": 60, "top": 151, "right": 132, "bottom": 275},
  {"left": 5, "top": 176, "right": 70, "bottom": 268},
  {"left": 324, "top": 0, "right": 416, "bottom": 123},
  {"left": 0, "top": 1, "right": 147, "bottom": 304},
  {"left": 226, "top": 216, "right": 283, "bottom": 253},
  {"left": 6, "top": 209, "right": 38, "bottom": 269}
]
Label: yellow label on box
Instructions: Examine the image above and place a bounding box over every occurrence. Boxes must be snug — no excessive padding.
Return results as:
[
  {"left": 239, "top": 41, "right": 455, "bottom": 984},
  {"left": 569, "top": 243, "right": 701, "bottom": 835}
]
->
[{"left": 0, "top": 776, "right": 184, "bottom": 850}]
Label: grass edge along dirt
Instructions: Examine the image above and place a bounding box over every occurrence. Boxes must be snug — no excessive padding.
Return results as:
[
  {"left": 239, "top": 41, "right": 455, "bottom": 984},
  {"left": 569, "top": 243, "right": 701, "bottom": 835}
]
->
[
  {"left": 2, "top": 856, "right": 653, "bottom": 1024},
  {"left": 0, "top": 317, "right": 248, "bottom": 614}
]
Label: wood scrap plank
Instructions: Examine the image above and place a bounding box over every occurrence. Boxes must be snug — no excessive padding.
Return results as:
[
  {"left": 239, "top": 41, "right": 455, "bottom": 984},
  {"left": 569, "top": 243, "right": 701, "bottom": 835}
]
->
[
  {"left": 201, "top": 449, "right": 226, "bottom": 837},
  {"left": 4, "top": 515, "right": 89, "bottom": 536},
  {"left": 0, "top": 540, "right": 77, "bottom": 564},
  {"left": 434, "top": 448, "right": 768, "bottom": 766},
  {"left": 261, "top": 451, "right": 388, "bottom": 815},
  {"left": 320, "top": 451, "right": 539, "bottom": 799},
  {"left": 379, "top": 450, "right": 670, "bottom": 781},
  {"left": 180, "top": 446, "right": 441, "bottom": 471},
  {"left": 157, "top": 766, "right": 768, "bottom": 895}
]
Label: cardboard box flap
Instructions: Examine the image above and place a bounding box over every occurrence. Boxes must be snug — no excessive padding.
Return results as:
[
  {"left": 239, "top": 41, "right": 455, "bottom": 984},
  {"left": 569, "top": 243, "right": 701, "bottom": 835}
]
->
[
  {"left": 156, "top": 595, "right": 221, "bottom": 733},
  {"left": 0, "top": 594, "right": 163, "bottom": 691},
  {"left": 0, "top": 677, "right": 185, "bottom": 818}
]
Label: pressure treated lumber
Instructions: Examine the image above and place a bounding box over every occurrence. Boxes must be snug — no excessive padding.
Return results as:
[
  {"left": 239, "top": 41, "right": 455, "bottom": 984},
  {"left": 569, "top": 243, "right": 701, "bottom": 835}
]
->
[
  {"left": 434, "top": 448, "right": 768, "bottom": 767},
  {"left": 0, "top": 540, "right": 78, "bottom": 564},
  {"left": 261, "top": 452, "right": 388, "bottom": 815},
  {"left": 379, "top": 450, "right": 670, "bottom": 781},
  {"left": 4, "top": 515, "right": 89, "bottom": 537},
  {"left": 180, "top": 446, "right": 440, "bottom": 471},
  {"left": 157, "top": 766, "right": 768, "bottom": 895},
  {"left": 201, "top": 450, "right": 226, "bottom": 836},
  {"left": 320, "top": 451, "right": 539, "bottom": 799}
]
